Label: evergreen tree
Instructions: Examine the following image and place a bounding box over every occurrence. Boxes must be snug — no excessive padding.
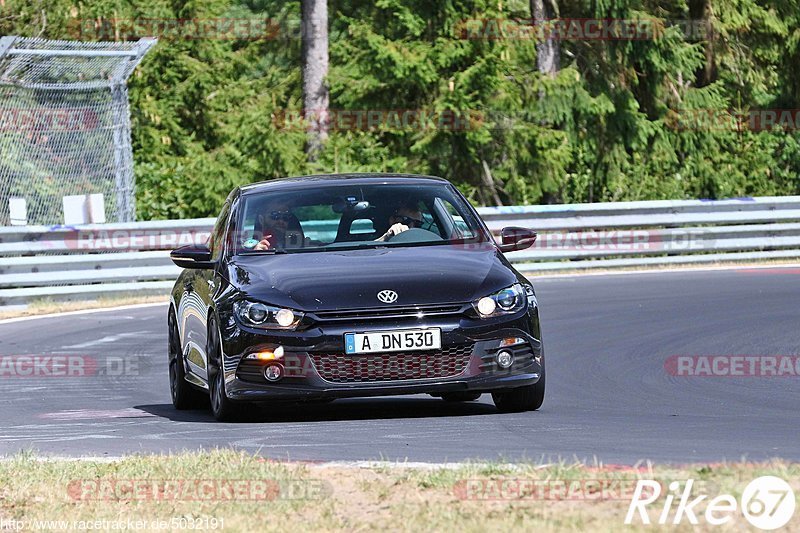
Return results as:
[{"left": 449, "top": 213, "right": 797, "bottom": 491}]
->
[{"left": 1, "top": 0, "right": 798, "bottom": 218}]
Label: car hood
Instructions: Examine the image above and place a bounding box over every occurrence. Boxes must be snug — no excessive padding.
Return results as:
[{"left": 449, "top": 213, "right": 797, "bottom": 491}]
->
[{"left": 227, "top": 243, "right": 517, "bottom": 312}]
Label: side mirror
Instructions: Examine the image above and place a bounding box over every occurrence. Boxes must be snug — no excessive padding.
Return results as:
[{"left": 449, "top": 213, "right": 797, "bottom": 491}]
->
[
  {"left": 171, "top": 244, "right": 215, "bottom": 269},
  {"left": 499, "top": 227, "right": 537, "bottom": 252}
]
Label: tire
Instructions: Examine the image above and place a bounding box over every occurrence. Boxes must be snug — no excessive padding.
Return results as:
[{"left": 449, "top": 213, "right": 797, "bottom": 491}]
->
[
  {"left": 168, "top": 310, "right": 207, "bottom": 410},
  {"left": 207, "top": 316, "right": 239, "bottom": 422},
  {"left": 491, "top": 368, "right": 546, "bottom": 413},
  {"left": 441, "top": 392, "right": 482, "bottom": 402}
]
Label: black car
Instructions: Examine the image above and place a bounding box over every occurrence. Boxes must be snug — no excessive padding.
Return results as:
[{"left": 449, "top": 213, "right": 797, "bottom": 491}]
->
[{"left": 169, "top": 174, "right": 544, "bottom": 421}]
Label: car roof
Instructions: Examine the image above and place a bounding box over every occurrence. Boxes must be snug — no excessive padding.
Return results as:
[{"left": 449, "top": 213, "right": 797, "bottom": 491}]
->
[{"left": 239, "top": 173, "right": 450, "bottom": 196}]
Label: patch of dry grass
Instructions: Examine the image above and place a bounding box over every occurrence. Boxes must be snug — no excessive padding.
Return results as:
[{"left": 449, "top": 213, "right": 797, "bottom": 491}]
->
[
  {"left": 0, "top": 451, "right": 797, "bottom": 532},
  {"left": 0, "top": 295, "right": 167, "bottom": 320}
]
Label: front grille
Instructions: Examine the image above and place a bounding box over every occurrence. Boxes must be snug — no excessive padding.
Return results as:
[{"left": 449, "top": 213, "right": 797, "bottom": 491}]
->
[
  {"left": 311, "top": 303, "right": 465, "bottom": 322},
  {"left": 310, "top": 344, "right": 474, "bottom": 383}
]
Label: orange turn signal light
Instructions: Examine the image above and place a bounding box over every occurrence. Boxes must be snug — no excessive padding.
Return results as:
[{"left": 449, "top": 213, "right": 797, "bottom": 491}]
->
[
  {"left": 499, "top": 337, "right": 525, "bottom": 347},
  {"left": 248, "top": 346, "right": 285, "bottom": 361}
]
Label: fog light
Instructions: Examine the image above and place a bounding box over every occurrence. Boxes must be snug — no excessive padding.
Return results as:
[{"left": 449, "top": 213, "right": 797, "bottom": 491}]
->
[
  {"left": 496, "top": 350, "right": 514, "bottom": 369},
  {"left": 264, "top": 364, "right": 283, "bottom": 382}
]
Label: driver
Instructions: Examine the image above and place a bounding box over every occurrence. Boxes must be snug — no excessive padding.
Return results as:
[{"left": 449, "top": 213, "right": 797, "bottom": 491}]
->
[
  {"left": 375, "top": 202, "right": 423, "bottom": 242},
  {"left": 250, "top": 201, "right": 300, "bottom": 251}
]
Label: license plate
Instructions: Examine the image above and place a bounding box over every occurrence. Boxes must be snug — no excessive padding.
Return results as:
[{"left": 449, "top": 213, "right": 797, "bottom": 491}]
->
[{"left": 344, "top": 328, "right": 442, "bottom": 354}]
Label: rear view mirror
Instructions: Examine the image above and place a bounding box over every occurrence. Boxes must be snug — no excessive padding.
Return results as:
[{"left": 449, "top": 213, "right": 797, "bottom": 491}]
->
[
  {"left": 498, "top": 227, "right": 537, "bottom": 252},
  {"left": 171, "top": 244, "right": 215, "bottom": 269},
  {"left": 333, "top": 197, "right": 370, "bottom": 213}
]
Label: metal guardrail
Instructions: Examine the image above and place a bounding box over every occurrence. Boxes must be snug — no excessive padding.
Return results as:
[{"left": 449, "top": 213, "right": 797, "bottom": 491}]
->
[{"left": 2, "top": 196, "right": 800, "bottom": 306}]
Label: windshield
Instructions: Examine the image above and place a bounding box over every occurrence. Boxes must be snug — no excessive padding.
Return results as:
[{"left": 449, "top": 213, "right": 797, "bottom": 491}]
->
[{"left": 234, "top": 182, "right": 487, "bottom": 254}]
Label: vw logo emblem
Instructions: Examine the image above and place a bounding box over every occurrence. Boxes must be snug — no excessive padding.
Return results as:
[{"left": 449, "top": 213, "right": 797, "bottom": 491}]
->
[{"left": 377, "top": 290, "right": 398, "bottom": 304}]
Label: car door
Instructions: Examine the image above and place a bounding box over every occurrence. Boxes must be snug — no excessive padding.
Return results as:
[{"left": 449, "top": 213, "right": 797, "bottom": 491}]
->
[{"left": 181, "top": 199, "right": 233, "bottom": 386}]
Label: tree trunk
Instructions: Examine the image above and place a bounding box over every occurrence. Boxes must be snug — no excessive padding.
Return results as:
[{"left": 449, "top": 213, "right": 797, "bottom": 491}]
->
[
  {"left": 301, "top": 0, "right": 329, "bottom": 161},
  {"left": 481, "top": 159, "right": 503, "bottom": 206},
  {"left": 689, "top": 0, "right": 716, "bottom": 86},
  {"left": 531, "top": 0, "right": 560, "bottom": 204},
  {"left": 530, "top": 0, "right": 559, "bottom": 76}
]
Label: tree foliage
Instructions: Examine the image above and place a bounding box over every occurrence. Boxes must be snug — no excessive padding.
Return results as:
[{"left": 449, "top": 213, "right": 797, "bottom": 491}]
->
[{"left": 1, "top": 0, "right": 799, "bottom": 218}]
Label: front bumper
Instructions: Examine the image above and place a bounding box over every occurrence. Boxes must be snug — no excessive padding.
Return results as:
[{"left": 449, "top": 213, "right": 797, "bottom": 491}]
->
[{"left": 219, "top": 307, "right": 543, "bottom": 402}]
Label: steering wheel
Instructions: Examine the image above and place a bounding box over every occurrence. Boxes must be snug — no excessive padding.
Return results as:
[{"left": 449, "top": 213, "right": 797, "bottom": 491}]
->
[{"left": 384, "top": 227, "right": 442, "bottom": 243}]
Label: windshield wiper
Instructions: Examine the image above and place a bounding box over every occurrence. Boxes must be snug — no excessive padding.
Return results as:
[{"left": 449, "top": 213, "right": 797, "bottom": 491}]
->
[
  {"left": 317, "top": 243, "right": 388, "bottom": 252},
  {"left": 240, "top": 249, "right": 288, "bottom": 255}
]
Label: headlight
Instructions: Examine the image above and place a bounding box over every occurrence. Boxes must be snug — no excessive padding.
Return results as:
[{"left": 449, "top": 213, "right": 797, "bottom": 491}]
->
[
  {"left": 473, "top": 283, "right": 527, "bottom": 318},
  {"left": 234, "top": 300, "right": 304, "bottom": 330}
]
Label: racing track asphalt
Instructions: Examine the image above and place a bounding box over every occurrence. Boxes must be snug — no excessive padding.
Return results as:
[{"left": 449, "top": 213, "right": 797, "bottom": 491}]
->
[{"left": 1, "top": 266, "right": 798, "bottom": 464}]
